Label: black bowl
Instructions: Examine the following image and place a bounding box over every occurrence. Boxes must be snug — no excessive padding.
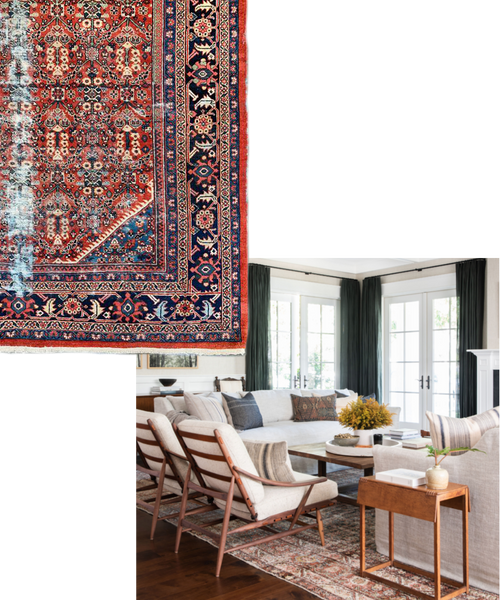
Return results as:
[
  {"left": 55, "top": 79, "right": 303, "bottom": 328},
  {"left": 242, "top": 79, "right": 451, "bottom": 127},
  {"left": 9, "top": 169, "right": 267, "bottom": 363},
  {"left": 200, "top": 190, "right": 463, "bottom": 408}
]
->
[{"left": 159, "top": 378, "right": 177, "bottom": 387}]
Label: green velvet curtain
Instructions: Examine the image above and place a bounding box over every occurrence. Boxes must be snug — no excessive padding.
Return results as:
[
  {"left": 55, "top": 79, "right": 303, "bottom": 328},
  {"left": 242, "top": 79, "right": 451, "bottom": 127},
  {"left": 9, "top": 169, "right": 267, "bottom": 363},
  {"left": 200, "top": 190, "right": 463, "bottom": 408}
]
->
[
  {"left": 359, "top": 277, "right": 382, "bottom": 401},
  {"left": 339, "top": 278, "right": 361, "bottom": 391},
  {"left": 456, "top": 259, "right": 486, "bottom": 417},
  {"left": 245, "top": 264, "right": 271, "bottom": 391}
]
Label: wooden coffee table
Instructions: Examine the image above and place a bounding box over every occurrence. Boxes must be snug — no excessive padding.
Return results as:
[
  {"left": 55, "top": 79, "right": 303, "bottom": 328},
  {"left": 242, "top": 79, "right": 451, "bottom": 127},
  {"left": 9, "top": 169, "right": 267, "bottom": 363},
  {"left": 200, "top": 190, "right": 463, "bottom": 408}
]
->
[{"left": 288, "top": 442, "right": 374, "bottom": 505}]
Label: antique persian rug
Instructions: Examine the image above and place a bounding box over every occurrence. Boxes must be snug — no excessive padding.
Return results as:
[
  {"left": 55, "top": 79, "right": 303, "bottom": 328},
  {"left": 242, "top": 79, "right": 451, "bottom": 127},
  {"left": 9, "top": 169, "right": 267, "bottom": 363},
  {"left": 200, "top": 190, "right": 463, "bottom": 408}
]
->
[{"left": 0, "top": 0, "right": 247, "bottom": 352}]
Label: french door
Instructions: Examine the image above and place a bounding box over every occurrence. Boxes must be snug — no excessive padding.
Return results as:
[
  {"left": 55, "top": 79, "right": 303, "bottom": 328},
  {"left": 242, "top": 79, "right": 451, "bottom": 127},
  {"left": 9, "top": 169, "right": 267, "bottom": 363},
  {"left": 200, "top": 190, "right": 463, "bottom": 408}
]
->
[
  {"left": 384, "top": 290, "right": 458, "bottom": 429},
  {"left": 270, "top": 293, "right": 339, "bottom": 390}
]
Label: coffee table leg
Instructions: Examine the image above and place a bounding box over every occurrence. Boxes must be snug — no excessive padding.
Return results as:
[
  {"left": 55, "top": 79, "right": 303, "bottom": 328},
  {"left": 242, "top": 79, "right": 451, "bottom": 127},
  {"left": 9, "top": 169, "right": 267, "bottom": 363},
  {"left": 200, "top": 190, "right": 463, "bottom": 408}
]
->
[
  {"left": 318, "top": 460, "right": 326, "bottom": 477},
  {"left": 360, "top": 503, "right": 365, "bottom": 574},
  {"left": 463, "top": 490, "right": 469, "bottom": 593},
  {"left": 364, "top": 467, "right": 373, "bottom": 477}
]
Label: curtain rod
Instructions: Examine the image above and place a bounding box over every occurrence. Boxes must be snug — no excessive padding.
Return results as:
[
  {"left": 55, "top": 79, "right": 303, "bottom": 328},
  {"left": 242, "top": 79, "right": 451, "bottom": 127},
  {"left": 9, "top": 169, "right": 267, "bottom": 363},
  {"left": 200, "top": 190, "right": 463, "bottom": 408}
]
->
[
  {"left": 363, "top": 258, "right": 486, "bottom": 279},
  {"left": 250, "top": 259, "right": 486, "bottom": 281},
  {"left": 248, "top": 263, "right": 357, "bottom": 281}
]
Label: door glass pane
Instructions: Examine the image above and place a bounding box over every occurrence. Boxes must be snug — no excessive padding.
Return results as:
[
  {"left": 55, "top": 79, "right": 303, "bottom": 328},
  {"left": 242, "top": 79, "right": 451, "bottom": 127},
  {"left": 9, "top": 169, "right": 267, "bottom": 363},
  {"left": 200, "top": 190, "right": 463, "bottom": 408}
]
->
[
  {"left": 270, "top": 299, "right": 292, "bottom": 389},
  {"left": 405, "top": 301, "right": 419, "bottom": 331},
  {"left": 387, "top": 300, "right": 420, "bottom": 425},
  {"left": 322, "top": 304, "right": 334, "bottom": 333},
  {"left": 303, "top": 300, "right": 337, "bottom": 390},
  {"left": 308, "top": 304, "right": 321, "bottom": 333},
  {"left": 431, "top": 295, "right": 458, "bottom": 416}
]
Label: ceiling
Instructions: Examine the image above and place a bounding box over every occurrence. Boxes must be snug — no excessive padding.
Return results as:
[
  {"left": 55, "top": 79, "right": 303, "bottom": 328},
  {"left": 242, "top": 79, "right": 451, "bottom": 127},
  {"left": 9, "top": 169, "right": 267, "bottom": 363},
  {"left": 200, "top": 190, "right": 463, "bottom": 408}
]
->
[{"left": 266, "top": 258, "right": 437, "bottom": 275}]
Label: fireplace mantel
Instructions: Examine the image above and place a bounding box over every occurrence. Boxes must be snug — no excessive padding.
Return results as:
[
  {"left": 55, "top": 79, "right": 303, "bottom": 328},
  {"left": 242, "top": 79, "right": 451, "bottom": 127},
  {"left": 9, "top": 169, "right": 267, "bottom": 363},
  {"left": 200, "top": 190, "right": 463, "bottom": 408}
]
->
[{"left": 467, "top": 349, "right": 499, "bottom": 413}]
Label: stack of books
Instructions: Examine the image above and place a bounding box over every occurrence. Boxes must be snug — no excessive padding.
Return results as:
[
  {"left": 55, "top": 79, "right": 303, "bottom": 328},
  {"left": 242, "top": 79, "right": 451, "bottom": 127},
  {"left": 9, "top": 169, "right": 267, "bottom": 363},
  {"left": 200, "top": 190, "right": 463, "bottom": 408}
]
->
[
  {"left": 401, "top": 437, "right": 430, "bottom": 449},
  {"left": 389, "top": 428, "right": 420, "bottom": 441},
  {"left": 151, "top": 385, "right": 182, "bottom": 395},
  {"left": 375, "top": 468, "right": 426, "bottom": 487}
]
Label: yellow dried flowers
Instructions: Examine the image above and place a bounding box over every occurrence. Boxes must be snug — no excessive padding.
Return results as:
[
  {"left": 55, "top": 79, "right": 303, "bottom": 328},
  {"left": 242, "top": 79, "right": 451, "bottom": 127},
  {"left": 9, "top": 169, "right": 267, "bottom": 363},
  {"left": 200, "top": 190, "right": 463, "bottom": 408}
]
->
[{"left": 338, "top": 397, "right": 394, "bottom": 430}]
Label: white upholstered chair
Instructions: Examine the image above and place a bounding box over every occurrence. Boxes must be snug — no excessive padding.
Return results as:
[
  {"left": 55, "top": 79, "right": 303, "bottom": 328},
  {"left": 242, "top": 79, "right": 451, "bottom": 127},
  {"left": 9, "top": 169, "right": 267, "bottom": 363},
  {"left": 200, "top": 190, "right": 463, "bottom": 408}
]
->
[
  {"left": 173, "top": 419, "right": 338, "bottom": 577},
  {"left": 136, "top": 410, "right": 216, "bottom": 540}
]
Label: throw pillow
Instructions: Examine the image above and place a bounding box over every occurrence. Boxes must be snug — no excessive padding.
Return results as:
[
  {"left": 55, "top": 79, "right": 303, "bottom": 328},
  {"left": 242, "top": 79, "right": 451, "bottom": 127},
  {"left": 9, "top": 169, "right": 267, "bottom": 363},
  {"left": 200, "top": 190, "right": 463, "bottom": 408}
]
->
[
  {"left": 165, "top": 410, "right": 201, "bottom": 426},
  {"left": 243, "top": 439, "right": 295, "bottom": 483},
  {"left": 184, "top": 391, "right": 227, "bottom": 423},
  {"left": 426, "top": 407, "right": 500, "bottom": 455},
  {"left": 221, "top": 392, "right": 263, "bottom": 431},
  {"left": 335, "top": 388, "right": 351, "bottom": 398},
  {"left": 361, "top": 393, "right": 376, "bottom": 403},
  {"left": 291, "top": 393, "right": 338, "bottom": 422}
]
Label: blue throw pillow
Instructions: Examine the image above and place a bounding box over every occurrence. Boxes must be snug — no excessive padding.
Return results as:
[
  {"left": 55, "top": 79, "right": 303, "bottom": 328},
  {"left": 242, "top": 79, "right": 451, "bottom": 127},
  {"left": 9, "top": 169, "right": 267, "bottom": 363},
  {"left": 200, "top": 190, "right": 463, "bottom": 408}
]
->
[
  {"left": 221, "top": 392, "right": 263, "bottom": 431},
  {"left": 361, "top": 393, "right": 376, "bottom": 403}
]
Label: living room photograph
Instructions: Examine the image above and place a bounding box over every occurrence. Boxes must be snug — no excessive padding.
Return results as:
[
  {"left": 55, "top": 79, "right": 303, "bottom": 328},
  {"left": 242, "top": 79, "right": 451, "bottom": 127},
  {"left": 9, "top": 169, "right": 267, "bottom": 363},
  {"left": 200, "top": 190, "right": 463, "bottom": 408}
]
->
[{"left": 136, "top": 257, "right": 500, "bottom": 600}]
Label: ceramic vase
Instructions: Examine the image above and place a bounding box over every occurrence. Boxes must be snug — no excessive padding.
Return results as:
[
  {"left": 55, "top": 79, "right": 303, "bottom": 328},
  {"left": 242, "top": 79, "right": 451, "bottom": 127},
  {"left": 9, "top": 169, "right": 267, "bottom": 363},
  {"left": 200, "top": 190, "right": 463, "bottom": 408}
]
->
[
  {"left": 425, "top": 465, "right": 449, "bottom": 490},
  {"left": 354, "top": 429, "right": 376, "bottom": 447}
]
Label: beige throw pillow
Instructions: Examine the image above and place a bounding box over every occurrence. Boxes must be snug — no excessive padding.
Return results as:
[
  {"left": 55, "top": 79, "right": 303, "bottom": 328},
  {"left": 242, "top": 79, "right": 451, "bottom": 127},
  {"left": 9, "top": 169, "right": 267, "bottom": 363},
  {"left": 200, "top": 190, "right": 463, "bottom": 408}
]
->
[{"left": 243, "top": 439, "right": 295, "bottom": 483}]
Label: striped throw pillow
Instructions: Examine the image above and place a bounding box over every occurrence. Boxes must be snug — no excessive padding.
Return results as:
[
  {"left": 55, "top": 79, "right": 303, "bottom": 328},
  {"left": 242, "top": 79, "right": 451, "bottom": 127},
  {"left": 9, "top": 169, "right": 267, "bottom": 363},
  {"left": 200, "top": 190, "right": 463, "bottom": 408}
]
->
[
  {"left": 426, "top": 407, "right": 500, "bottom": 454},
  {"left": 184, "top": 392, "right": 227, "bottom": 423},
  {"left": 243, "top": 439, "right": 295, "bottom": 483}
]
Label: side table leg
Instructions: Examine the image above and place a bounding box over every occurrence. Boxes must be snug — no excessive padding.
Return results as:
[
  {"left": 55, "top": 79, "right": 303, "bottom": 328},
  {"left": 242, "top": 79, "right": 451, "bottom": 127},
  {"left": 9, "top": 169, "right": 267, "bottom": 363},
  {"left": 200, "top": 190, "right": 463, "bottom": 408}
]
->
[
  {"left": 360, "top": 504, "right": 365, "bottom": 574},
  {"left": 318, "top": 460, "right": 326, "bottom": 478},
  {"left": 389, "top": 511, "right": 394, "bottom": 563},
  {"left": 434, "top": 505, "right": 441, "bottom": 600},
  {"left": 463, "top": 490, "right": 469, "bottom": 593}
]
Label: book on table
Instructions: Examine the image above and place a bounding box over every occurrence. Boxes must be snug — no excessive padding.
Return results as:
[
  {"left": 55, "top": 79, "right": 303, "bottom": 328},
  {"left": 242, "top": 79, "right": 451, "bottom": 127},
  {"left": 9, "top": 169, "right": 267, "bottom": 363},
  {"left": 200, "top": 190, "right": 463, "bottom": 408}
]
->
[
  {"left": 390, "top": 428, "right": 420, "bottom": 440},
  {"left": 402, "top": 437, "right": 431, "bottom": 449},
  {"left": 375, "top": 468, "right": 427, "bottom": 487}
]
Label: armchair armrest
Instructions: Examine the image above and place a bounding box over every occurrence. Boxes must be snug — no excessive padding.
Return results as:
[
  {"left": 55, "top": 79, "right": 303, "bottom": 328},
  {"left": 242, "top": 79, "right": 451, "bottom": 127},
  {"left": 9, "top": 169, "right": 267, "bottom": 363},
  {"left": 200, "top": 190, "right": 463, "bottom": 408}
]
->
[{"left": 234, "top": 466, "right": 327, "bottom": 487}]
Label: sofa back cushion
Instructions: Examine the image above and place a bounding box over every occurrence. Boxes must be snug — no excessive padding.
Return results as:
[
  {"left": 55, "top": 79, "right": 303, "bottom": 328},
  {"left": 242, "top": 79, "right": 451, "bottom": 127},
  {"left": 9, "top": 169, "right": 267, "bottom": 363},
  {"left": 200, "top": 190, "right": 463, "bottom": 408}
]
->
[
  {"left": 251, "top": 389, "right": 300, "bottom": 424},
  {"left": 184, "top": 391, "right": 227, "bottom": 423}
]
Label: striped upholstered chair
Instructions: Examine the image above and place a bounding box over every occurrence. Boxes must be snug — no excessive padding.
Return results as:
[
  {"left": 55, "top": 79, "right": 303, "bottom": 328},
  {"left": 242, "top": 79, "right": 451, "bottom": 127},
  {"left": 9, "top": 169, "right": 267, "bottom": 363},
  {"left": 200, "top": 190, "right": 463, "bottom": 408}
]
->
[
  {"left": 136, "top": 410, "right": 217, "bottom": 540},
  {"left": 173, "top": 419, "right": 338, "bottom": 577}
]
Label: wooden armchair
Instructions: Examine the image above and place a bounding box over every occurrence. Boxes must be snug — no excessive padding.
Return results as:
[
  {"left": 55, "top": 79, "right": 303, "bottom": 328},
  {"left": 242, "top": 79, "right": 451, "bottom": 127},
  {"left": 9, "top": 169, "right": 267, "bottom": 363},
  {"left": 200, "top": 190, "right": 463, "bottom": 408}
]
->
[
  {"left": 173, "top": 419, "right": 338, "bottom": 576},
  {"left": 136, "top": 410, "right": 217, "bottom": 540}
]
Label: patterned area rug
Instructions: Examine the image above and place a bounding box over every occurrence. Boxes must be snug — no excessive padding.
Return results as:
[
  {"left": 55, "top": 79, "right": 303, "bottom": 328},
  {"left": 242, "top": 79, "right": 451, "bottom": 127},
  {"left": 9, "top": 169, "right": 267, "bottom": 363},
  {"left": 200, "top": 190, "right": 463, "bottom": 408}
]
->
[
  {"left": 137, "top": 469, "right": 497, "bottom": 600},
  {"left": 0, "top": 0, "right": 247, "bottom": 352}
]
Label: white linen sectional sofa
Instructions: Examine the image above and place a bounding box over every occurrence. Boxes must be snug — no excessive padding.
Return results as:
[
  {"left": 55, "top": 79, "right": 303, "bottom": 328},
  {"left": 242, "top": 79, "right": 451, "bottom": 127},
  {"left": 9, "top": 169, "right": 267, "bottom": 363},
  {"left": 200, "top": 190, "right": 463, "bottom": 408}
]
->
[{"left": 154, "top": 389, "right": 401, "bottom": 474}]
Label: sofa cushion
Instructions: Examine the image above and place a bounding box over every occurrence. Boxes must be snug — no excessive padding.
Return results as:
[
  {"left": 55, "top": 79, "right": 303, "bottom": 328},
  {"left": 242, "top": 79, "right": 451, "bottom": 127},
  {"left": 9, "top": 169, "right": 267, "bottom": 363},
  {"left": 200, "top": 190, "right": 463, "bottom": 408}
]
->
[
  {"left": 222, "top": 392, "right": 263, "bottom": 431},
  {"left": 184, "top": 391, "right": 227, "bottom": 423},
  {"left": 426, "top": 407, "right": 499, "bottom": 454},
  {"left": 251, "top": 389, "right": 300, "bottom": 424},
  {"left": 217, "top": 470, "right": 338, "bottom": 520},
  {"left": 243, "top": 439, "right": 295, "bottom": 482},
  {"left": 291, "top": 393, "right": 338, "bottom": 422}
]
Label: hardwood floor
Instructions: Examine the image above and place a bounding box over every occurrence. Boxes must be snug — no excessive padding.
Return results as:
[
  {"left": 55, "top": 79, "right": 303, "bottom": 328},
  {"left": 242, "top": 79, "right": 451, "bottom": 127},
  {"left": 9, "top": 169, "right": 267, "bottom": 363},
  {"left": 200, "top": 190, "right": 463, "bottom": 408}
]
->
[{"left": 137, "top": 509, "right": 318, "bottom": 600}]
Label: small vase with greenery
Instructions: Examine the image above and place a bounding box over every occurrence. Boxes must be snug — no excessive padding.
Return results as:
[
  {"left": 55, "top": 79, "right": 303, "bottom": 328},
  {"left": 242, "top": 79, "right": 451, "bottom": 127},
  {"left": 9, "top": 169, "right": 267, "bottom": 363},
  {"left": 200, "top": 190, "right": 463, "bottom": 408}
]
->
[
  {"left": 425, "top": 444, "right": 486, "bottom": 490},
  {"left": 338, "top": 397, "right": 395, "bottom": 446}
]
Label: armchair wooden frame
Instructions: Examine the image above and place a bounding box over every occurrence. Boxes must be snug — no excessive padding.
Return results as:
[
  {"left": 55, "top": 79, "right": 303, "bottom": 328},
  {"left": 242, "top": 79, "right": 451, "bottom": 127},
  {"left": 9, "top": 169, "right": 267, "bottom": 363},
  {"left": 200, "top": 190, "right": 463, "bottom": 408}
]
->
[
  {"left": 136, "top": 419, "right": 217, "bottom": 540},
  {"left": 174, "top": 425, "right": 337, "bottom": 577}
]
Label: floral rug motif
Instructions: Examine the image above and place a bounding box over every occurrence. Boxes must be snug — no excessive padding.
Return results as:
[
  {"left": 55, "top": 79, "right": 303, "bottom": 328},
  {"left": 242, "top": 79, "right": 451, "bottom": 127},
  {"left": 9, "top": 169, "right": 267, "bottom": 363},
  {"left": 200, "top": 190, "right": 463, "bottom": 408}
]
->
[
  {"left": 137, "top": 469, "right": 497, "bottom": 600},
  {"left": 0, "top": 0, "right": 247, "bottom": 352}
]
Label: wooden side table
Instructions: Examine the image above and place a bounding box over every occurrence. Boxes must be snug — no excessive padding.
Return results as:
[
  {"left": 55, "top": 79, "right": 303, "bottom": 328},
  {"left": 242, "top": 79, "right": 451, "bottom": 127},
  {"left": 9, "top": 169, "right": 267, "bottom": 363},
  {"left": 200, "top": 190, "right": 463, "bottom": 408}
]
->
[{"left": 357, "top": 476, "right": 470, "bottom": 600}]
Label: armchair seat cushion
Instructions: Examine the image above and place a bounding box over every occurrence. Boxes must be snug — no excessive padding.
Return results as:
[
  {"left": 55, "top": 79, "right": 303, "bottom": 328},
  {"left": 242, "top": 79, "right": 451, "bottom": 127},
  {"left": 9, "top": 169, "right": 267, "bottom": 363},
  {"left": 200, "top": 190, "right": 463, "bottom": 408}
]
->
[{"left": 215, "top": 471, "right": 338, "bottom": 521}]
